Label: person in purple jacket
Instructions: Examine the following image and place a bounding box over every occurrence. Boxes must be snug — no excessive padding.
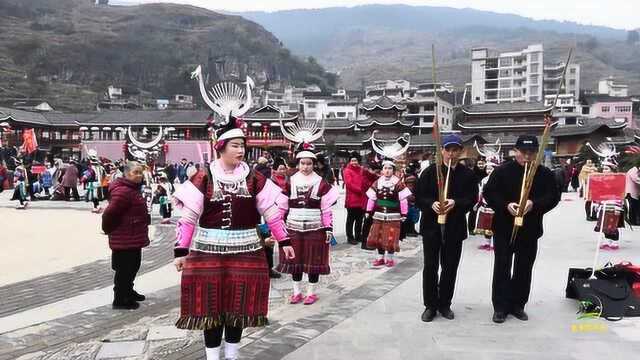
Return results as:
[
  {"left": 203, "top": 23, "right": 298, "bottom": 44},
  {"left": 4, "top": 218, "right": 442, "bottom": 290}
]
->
[{"left": 102, "top": 161, "right": 150, "bottom": 310}]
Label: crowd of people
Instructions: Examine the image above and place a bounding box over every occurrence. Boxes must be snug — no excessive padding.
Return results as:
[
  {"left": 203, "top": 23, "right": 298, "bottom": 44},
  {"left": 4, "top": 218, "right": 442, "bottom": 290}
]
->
[{"left": 4, "top": 133, "right": 640, "bottom": 360}]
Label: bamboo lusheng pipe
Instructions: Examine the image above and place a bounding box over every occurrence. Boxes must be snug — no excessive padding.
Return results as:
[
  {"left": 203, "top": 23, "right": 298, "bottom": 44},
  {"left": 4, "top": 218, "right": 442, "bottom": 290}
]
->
[
  {"left": 510, "top": 49, "right": 573, "bottom": 243},
  {"left": 431, "top": 44, "right": 447, "bottom": 226},
  {"left": 514, "top": 162, "right": 529, "bottom": 227},
  {"left": 438, "top": 158, "right": 453, "bottom": 224}
]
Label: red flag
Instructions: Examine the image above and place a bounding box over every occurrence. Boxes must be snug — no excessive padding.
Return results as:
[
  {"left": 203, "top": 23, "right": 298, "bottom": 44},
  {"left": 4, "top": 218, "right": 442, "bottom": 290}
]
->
[{"left": 21, "top": 128, "right": 38, "bottom": 154}]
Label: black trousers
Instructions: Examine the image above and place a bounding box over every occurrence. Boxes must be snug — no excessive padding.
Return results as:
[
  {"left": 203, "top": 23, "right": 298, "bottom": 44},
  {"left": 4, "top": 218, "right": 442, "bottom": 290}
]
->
[
  {"left": 492, "top": 231, "right": 538, "bottom": 312},
  {"left": 422, "top": 231, "right": 463, "bottom": 309},
  {"left": 111, "top": 249, "right": 142, "bottom": 302},
  {"left": 64, "top": 186, "right": 79, "bottom": 201},
  {"left": 204, "top": 326, "right": 243, "bottom": 347},
  {"left": 292, "top": 272, "right": 319, "bottom": 283},
  {"left": 346, "top": 208, "right": 365, "bottom": 242},
  {"left": 265, "top": 245, "right": 274, "bottom": 270},
  {"left": 628, "top": 195, "right": 640, "bottom": 226},
  {"left": 160, "top": 204, "right": 172, "bottom": 218}
]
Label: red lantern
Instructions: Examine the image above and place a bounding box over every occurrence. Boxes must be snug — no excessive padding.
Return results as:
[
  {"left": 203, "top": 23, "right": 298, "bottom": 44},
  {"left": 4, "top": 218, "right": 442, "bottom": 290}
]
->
[
  {"left": 163, "top": 143, "right": 169, "bottom": 154},
  {"left": 185, "top": 129, "right": 191, "bottom": 140}
]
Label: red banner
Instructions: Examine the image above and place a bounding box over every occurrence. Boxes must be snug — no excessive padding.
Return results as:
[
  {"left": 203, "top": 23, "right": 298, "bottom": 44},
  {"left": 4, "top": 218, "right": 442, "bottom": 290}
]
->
[
  {"left": 246, "top": 139, "right": 287, "bottom": 147},
  {"left": 21, "top": 128, "right": 38, "bottom": 154},
  {"left": 586, "top": 173, "right": 626, "bottom": 202},
  {"left": 31, "top": 165, "right": 46, "bottom": 174}
]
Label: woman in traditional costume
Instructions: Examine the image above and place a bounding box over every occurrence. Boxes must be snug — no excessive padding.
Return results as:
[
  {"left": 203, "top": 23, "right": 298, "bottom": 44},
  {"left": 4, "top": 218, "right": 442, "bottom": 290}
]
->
[
  {"left": 172, "top": 73, "right": 294, "bottom": 360},
  {"left": 365, "top": 132, "right": 412, "bottom": 267},
  {"left": 472, "top": 141, "right": 503, "bottom": 251},
  {"left": 276, "top": 129, "right": 339, "bottom": 305},
  {"left": 11, "top": 157, "right": 29, "bottom": 209}
]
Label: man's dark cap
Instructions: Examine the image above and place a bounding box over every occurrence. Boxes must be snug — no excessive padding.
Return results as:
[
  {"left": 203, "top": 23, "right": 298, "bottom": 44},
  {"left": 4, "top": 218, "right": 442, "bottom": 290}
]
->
[{"left": 515, "top": 135, "right": 539, "bottom": 151}]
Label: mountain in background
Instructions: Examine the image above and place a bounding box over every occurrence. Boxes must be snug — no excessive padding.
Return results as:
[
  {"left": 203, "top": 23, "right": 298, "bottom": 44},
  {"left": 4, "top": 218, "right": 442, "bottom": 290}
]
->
[
  {"left": 0, "top": 0, "right": 336, "bottom": 111},
  {"left": 236, "top": 4, "right": 640, "bottom": 93}
]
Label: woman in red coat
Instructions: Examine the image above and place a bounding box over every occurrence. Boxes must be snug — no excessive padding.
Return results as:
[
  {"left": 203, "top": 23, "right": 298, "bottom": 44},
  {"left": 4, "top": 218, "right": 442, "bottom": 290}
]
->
[{"left": 343, "top": 152, "right": 366, "bottom": 245}]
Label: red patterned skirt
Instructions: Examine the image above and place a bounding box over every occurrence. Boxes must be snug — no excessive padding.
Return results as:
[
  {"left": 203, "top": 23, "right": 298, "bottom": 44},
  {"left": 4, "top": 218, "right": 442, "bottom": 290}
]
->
[
  {"left": 367, "top": 219, "right": 401, "bottom": 253},
  {"left": 277, "top": 229, "right": 330, "bottom": 275},
  {"left": 176, "top": 249, "right": 270, "bottom": 330}
]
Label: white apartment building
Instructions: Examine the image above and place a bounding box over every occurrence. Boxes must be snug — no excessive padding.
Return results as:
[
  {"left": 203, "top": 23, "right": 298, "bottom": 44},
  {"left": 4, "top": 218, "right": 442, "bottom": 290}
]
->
[
  {"left": 471, "top": 44, "right": 544, "bottom": 104},
  {"left": 598, "top": 77, "right": 629, "bottom": 97},
  {"left": 403, "top": 83, "right": 455, "bottom": 132},
  {"left": 303, "top": 98, "right": 357, "bottom": 121},
  {"left": 543, "top": 63, "right": 580, "bottom": 100},
  {"left": 365, "top": 80, "right": 411, "bottom": 93}
]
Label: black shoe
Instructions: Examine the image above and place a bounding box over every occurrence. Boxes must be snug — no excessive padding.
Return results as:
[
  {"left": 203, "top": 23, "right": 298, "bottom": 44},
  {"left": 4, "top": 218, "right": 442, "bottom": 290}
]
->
[
  {"left": 421, "top": 308, "right": 437, "bottom": 322},
  {"left": 347, "top": 239, "right": 359, "bottom": 245},
  {"left": 510, "top": 308, "right": 529, "bottom": 321},
  {"left": 439, "top": 307, "right": 455, "bottom": 320},
  {"left": 269, "top": 270, "right": 282, "bottom": 279},
  {"left": 492, "top": 311, "right": 507, "bottom": 323},
  {"left": 112, "top": 300, "right": 140, "bottom": 310},
  {"left": 131, "top": 291, "right": 146, "bottom": 301}
]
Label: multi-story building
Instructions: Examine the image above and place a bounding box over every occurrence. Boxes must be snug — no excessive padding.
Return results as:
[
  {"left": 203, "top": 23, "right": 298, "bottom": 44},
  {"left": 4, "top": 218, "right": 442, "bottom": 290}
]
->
[
  {"left": 598, "top": 77, "right": 629, "bottom": 97},
  {"left": 543, "top": 62, "right": 581, "bottom": 125},
  {"left": 403, "top": 83, "right": 455, "bottom": 133},
  {"left": 471, "top": 44, "right": 544, "bottom": 104},
  {"left": 365, "top": 80, "right": 411, "bottom": 93},
  {"left": 581, "top": 94, "right": 634, "bottom": 128},
  {"left": 543, "top": 62, "right": 580, "bottom": 99}
]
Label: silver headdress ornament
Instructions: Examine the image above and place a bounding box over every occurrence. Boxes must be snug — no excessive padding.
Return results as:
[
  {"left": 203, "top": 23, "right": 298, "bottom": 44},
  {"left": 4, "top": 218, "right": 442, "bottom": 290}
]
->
[
  {"left": 370, "top": 130, "right": 411, "bottom": 167},
  {"left": 280, "top": 117, "right": 325, "bottom": 159},
  {"left": 586, "top": 142, "right": 619, "bottom": 169},
  {"left": 474, "top": 139, "right": 503, "bottom": 167},
  {"left": 126, "top": 126, "right": 164, "bottom": 162},
  {"left": 191, "top": 65, "right": 254, "bottom": 142}
]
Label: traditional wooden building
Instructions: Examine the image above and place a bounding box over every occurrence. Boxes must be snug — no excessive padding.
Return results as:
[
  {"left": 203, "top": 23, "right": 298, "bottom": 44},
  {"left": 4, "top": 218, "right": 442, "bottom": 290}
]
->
[
  {"left": 551, "top": 117, "right": 636, "bottom": 157},
  {"left": 457, "top": 102, "right": 553, "bottom": 152},
  {"left": 0, "top": 105, "right": 298, "bottom": 164}
]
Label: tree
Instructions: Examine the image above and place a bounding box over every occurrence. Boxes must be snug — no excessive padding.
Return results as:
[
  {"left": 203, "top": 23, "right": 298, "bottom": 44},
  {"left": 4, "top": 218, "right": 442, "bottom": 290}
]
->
[{"left": 627, "top": 30, "right": 639, "bottom": 44}]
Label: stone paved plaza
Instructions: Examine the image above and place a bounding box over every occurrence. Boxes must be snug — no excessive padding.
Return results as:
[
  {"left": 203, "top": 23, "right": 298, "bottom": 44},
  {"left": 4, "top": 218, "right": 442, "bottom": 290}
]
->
[{"left": 0, "top": 189, "right": 639, "bottom": 360}]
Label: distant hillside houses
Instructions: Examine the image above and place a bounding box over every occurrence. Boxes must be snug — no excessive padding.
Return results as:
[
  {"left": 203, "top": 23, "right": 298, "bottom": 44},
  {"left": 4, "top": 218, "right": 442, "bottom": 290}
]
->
[{"left": 3, "top": 40, "right": 640, "bottom": 165}]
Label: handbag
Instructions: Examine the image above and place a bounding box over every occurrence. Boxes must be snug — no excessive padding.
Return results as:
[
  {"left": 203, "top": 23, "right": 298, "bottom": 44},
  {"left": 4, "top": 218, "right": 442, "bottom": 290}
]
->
[{"left": 566, "top": 263, "right": 635, "bottom": 319}]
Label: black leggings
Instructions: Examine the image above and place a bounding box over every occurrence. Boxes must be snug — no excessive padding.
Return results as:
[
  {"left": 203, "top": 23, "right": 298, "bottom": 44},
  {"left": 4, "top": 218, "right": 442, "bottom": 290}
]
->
[
  {"left": 92, "top": 198, "right": 99, "bottom": 208},
  {"left": 378, "top": 249, "right": 394, "bottom": 255},
  {"left": 292, "top": 273, "right": 319, "bottom": 283},
  {"left": 204, "top": 326, "right": 243, "bottom": 348}
]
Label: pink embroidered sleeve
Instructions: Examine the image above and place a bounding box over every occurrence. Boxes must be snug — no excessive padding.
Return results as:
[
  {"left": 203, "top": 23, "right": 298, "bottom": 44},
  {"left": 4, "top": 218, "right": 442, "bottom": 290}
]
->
[
  {"left": 320, "top": 186, "right": 339, "bottom": 229},
  {"left": 172, "top": 181, "right": 204, "bottom": 257},
  {"left": 398, "top": 187, "right": 412, "bottom": 201},
  {"left": 366, "top": 198, "right": 375, "bottom": 212},
  {"left": 257, "top": 179, "right": 290, "bottom": 242},
  {"left": 400, "top": 198, "right": 408, "bottom": 216}
]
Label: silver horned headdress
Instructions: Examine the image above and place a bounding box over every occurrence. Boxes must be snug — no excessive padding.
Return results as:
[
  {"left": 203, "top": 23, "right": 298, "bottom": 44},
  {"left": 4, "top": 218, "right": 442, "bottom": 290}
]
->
[
  {"left": 370, "top": 130, "right": 411, "bottom": 167},
  {"left": 125, "top": 126, "right": 167, "bottom": 162},
  {"left": 474, "top": 139, "right": 503, "bottom": 167},
  {"left": 586, "top": 142, "right": 619, "bottom": 169},
  {"left": 280, "top": 117, "right": 325, "bottom": 159},
  {"left": 191, "top": 65, "right": 254, "bottom": 126}
]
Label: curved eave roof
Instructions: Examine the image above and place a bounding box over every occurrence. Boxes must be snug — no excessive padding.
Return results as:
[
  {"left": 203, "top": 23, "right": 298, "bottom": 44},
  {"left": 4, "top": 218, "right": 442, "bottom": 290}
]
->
[
  {"left": 360, "top": 104, "right": 407, "bottom": 111},
  {"left": 357, "top": 119, "right": 414, "bottom": 127},
  {"left": 461, "top": 104, "right": 553, "bottom": 115},
  {"left": 457, "top": 122, "right": 546, "bottom": 129}
]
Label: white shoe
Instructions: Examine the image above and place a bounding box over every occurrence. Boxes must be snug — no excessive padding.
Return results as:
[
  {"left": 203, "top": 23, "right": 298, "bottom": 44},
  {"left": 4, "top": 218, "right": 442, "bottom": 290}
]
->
[{"left": 205, "top": 346, "right": 220, "bottom": 360}]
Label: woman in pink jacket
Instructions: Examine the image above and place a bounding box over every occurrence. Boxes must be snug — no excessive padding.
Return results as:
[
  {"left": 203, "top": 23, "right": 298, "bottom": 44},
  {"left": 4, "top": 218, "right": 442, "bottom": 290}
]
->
[{"left": 172, "top": 117, "right": 293, "bottom": 360}]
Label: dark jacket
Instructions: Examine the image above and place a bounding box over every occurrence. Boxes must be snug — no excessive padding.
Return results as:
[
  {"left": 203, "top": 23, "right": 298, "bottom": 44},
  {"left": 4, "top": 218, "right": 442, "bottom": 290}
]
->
[
  {"left": 102, "top": 178, "right": 150, "bottom": 250},
  {"left": 483, "top": 160, "right": 560, "bottom": 240},
  {"left": 254, "top": 163, "right": 272, "bottom": 179},
  {"left": 415, "top": 163, "right": 478, "bottom": 241}
]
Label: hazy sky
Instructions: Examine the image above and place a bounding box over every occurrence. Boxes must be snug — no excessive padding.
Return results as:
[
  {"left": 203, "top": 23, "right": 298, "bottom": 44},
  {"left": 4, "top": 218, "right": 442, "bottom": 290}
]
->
[{"left": 128, "top": 0, "right": 639, "bottom": 30}]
